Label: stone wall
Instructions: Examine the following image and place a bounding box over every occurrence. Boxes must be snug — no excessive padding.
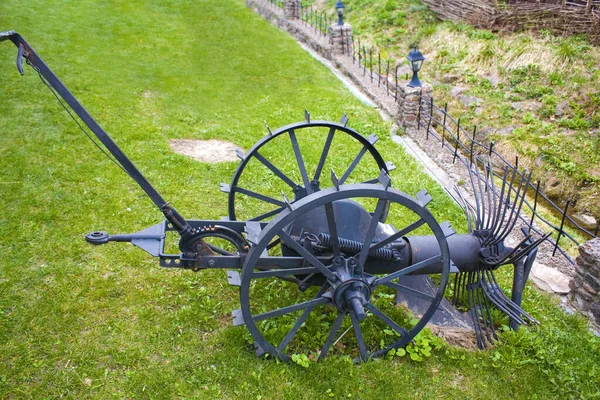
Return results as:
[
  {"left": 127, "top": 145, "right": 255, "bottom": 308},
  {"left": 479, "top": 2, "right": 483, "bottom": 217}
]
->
[{"left": 570, "top": 238, "right": 600, "bottom": 325}]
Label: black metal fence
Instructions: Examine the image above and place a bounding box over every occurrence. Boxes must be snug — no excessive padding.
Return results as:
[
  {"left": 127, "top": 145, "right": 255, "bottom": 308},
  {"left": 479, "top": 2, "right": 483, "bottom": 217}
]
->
[
  {"left": 417, "top": 96, "right": 599, "bottom": 263},
  {"left": 299, "top": 5, "right": 334, "bottom": 36},
  {"left": 266, "top": 0, "right": 598, "bottom": 261}
]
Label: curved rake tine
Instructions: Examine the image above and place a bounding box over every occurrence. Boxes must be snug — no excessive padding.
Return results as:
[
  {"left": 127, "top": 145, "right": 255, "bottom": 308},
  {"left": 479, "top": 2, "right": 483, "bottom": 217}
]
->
[
  {"left": 350, "top": 311, "right": 368, "bottom": 361},
  {"left": 487, "top": 166, "right": 521, "bottom": 245},
  {"left": 479, "top": 276, "right": 498, "bottom": 341},
  {"left": 277, "top": 284, "right": 329, "bottom": 353},
  {"left": 472, "top": 159, "right": 488, "bottom": 230},
  {"left": 483, "top": 166, "right": 511, "bottom": 246},
  {"left": 454, "top": 187, "right": 475, "bottom": 233},
  {"left": 506, "top": 234, "right": 552, "bottom": 266},
  {"left": 489, "top": 170, "right": 532, "bottom": 246},
  {"left": 486, "top": 157, "right": 499, "bottom": 231},
  {"left": 467, "top": 272, "right": 486, "bottom": 349},
  {"left": 478, "top": 159, "right": 494, "bottom": 231},
  {"left": 485, "top": 269, "right": 538, "bottom": 324},
  {"left": 475, "top": 269, "right": 495, "bottom": 343},
  {"left": 480, "top": 270, "right": 527, "bottom": 324},
  {"left": 490, "top": 234, "right": 534, "bottom": 267},
  {"left": 466, "top": 162, "right": 484, "bottom": 230},
  {"left": 318, "top": 311, "right": 346, "bottom": 361},
  {"left": 447, "top": 186, "right": 472, "bottom": 232}
]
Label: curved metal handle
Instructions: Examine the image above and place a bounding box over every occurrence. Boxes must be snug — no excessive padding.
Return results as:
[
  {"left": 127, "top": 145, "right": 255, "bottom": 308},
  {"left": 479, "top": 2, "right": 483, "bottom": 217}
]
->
[{"left": 0, "top": 30, "right": 25, "bottom": 75}]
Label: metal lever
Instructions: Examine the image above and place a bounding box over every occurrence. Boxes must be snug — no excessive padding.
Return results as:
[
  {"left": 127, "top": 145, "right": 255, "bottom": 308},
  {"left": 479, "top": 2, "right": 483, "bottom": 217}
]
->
[{"left": 16, "top": 43, "right": 24, "bottom": 75}]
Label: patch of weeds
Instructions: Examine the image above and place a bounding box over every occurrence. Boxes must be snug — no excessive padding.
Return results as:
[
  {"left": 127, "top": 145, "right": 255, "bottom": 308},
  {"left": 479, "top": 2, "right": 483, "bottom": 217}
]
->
[
  {"left": 469, "top": 29, "right": 496, "bottom": 41},
  {"left": 540, "top": 94, "right": 558, "bottom": 118}
]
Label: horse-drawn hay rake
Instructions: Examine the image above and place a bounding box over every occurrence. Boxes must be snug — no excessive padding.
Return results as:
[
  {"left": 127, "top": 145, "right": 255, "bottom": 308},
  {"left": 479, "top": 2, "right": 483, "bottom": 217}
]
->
[{"left": 1, "top": 31, "right": 549, "bottom": 361}]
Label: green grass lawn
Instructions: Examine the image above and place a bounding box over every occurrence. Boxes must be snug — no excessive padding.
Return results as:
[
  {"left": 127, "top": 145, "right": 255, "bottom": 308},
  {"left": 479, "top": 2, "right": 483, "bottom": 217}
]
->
[{"left": 1, "top": 0, "right": 599, "bottom": 398}]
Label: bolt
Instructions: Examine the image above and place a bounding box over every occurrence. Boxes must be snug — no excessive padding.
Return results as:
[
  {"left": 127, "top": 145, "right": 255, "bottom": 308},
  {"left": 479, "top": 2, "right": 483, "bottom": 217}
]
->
[{"left": 207, "top": 259, "right": 215, "bottom": 268}]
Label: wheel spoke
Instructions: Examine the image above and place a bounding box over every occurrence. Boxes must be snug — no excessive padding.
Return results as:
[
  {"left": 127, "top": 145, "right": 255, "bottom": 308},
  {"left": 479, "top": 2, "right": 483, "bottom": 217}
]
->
[
  {"left": 383, "top": 281, "right": 435, "bottom": 303},
  {"left": 350, "top": 311, "right": 368, "bottom": 361},
  {"left": 339, "top": 144, "right": 369, "bottom": 185},
  {"left": 369, "top": 218, "right": 425, "bottom": 253},
  {"left": 252, "top": 267, "right": 319, "bottom": 279},
  {"left": 250, "top": 206, "right": 285, "bottom": 222},
  {"left": 289, "top": 129, "right": 312, "bottom": 194},
  {"left": 357, "top": 198, "right": 387, "bottom": 273},
  {"left": 374, "top": 255, "right": 442, "bottom": 286},
  {"left": 277, "top": 285, "right": 329, "bottom": 352},
  {"left": 253, "top": 297, "right": 329, "bottom": 322},
  {"left": 365, "top": 303, "right": 409, "bottom": 337},
  {"left": 278, "top": 231, "right": 336, "bottom": 281},
  {"left": 313, "top": 127, "right": 335, "bottom": 182},
  {"left": 253, "top": 151, "right": 297, "bottom": 189},
  {"left": 318, "top": 311, "right": 346, "bottom": 361},
  {"left": 235, "top": 187, "right": 285, "bottom": 207},
  {"left": 324, "top": 203, "right": 341, "bottom": 257}
]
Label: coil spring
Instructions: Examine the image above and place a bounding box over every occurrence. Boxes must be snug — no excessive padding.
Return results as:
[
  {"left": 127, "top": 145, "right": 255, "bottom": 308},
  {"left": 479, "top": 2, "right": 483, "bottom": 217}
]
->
[{"left": 317, "top": 233, "right": 398, "bottom": 262}]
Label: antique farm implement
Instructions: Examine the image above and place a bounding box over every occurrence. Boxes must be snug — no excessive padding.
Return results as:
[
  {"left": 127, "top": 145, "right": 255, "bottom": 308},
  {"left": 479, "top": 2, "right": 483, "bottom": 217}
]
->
[{"left": 1, "top": 31, "right": 549, "bottom": 361}]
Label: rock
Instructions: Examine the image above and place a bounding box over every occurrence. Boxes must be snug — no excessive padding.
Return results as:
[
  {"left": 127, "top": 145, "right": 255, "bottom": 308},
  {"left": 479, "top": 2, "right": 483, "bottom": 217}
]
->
[
  {"left": 572, "top": 213, "right": 597, "bottom": 231},
  {"left": 530, "top": 262, "right": 571, "bottom": 294},
  {"left": 591, "top": 301, "right": 600, "bottom": 324},
  {"left": 442, "top": 74, "right": 460, "bottom": 84},
  {"left": 555, "top": 100, "right": 571, "bottom": 117},
  {"left": 497, "top": 126, "right": 516, "bottom": 135},
  {"left": 483, "top": 73, "right": 500, "bottom": 87},
  {"left": 451, "top": 86, "right": 467, "bottom": 97},
  {"left": 510, "top": 100, "right": 541, "bottom": 112},
  {"left": 459, "top": 94, "right": 482, "bottom": 108}
]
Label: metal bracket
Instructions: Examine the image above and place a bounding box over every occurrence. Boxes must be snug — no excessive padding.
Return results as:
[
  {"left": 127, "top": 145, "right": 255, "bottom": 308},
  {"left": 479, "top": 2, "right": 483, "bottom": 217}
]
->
[
  {"left": 340, "top": 113, "right": 348, "bottom": 127},
  {"left": 227, "top": 270, "right": 241, "bottom": 287},
  {"left": 220, "top": 183, "right": 231, "bottom": 193},
  {"left": 245, "top": 221, "right": 262, "bottom": 244},
  {"left": 416, "top": 189, "right": 432, "bottom": 208},
  {"left": 232, "top": 309, "right": 245, "bottom": 326}
]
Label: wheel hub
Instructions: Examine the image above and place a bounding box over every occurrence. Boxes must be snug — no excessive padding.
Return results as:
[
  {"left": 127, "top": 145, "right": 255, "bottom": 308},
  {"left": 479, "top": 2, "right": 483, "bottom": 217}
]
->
[{"left": 330, "top": 257, "right": 372, "bottom": 321}]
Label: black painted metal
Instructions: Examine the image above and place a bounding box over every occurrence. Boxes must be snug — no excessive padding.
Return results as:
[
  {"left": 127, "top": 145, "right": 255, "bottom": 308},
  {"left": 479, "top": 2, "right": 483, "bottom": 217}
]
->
[
  {"left": 225, "top": 120, "right": 389, "bottom": 222},
  {"left": 2, "top": 31, "right": 554, "bottom": 361}
]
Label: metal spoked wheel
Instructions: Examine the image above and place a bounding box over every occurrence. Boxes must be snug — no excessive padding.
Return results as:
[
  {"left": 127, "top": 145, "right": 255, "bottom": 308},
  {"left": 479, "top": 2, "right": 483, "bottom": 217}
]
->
[
  {"left": 224, "top": 120, "right": 391, "bottom": 222},
  {"left": 237, "top": 183, "right": 450, "bottom": 362}
]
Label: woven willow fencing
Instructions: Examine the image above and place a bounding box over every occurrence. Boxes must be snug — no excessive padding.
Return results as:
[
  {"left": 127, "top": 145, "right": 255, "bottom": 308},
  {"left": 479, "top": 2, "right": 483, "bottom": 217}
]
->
[{"left": 421, "top": 0, "right": 600, "bottom": 41}]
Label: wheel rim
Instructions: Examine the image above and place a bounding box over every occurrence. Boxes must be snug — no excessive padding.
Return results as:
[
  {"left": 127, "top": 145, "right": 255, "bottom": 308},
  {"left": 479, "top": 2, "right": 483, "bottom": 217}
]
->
[
  {"left": 239, "top": 184, "right": 450, "bottom": 362},
  {"left": 226, "top": 120, "right": 389, "bottom": 222}
]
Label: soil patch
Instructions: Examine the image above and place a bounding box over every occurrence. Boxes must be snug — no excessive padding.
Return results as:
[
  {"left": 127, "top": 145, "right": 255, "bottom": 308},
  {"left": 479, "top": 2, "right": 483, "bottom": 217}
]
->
[{"left": 169, "top": 139, "right": 240, "bottom": 163}]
